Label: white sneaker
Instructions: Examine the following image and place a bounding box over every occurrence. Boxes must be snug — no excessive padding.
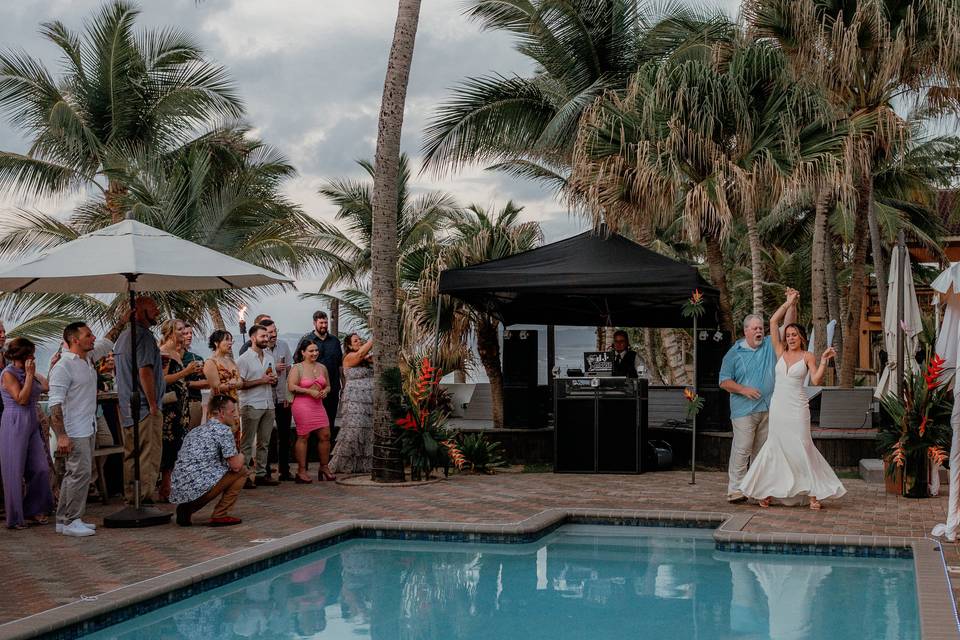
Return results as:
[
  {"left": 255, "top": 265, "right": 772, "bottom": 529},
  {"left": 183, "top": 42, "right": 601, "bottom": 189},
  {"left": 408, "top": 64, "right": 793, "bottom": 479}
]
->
[
  {"left": 56, "top": 520, "right": 96, "bottom": 533},
  {"left": 61, "top": 520, "right": 95, "bottom": 537}
]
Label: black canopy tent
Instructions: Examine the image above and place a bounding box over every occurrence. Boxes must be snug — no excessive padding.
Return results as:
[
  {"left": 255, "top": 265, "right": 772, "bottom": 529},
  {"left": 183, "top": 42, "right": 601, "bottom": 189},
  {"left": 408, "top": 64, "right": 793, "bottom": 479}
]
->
[
  {"left": 438, "top": 230, "right": 720, "bottom": 327},
  {"left": 438, "top": 230, "right": 722, "bottom": 482}
]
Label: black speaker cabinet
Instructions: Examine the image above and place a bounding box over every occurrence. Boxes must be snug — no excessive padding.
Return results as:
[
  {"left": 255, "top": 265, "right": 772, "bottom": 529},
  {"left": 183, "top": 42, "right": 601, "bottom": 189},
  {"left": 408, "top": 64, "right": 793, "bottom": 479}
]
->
[
  {"left": 696, "top": 330, "right": 732, "bottom": 430},
  {"left": 503, "top": 329, "right": 538, "bottom": 387},
  {"left": 554, "top": 378, "right": 647, "bottom": 473}
]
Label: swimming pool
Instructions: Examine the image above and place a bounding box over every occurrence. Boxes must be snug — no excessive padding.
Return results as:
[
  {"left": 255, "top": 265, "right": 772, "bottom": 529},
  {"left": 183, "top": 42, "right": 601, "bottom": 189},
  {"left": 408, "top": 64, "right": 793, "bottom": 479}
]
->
[{"left": 83, "top": 524, "right": 919, "bottom": 639}]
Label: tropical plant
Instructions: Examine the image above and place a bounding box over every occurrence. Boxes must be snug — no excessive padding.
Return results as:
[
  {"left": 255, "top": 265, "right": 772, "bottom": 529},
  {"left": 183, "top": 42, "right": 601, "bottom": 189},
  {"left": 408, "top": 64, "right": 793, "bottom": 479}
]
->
[
  {"left": 387, "top": 358, "right": 458, "bottom": 480},
  {"left": 747, "top": 0, "right": 960, "bottom": 385},
  {"left": 457, "top": 432, "right": 507, "bottom": 473},
  {"left": 425, "top": 202, "right": 543, "bottom": 428},
  {"left": 0, "top": 0, "right": 242, "bottom": 217},
  {"left": 302, "top": 154, "right": 460, "bottom": 331},
  {"left": 0, "top": 126, "right": 321, "bottom": 331},
  {"left": 371, "top": 0, "right": 422, "bottom": 483},
  {"left": 878, "top": 354, "right": 952, "bottom": 497},
  {"left": 422, "top": 0, "right": 733, "bottom": 183}
]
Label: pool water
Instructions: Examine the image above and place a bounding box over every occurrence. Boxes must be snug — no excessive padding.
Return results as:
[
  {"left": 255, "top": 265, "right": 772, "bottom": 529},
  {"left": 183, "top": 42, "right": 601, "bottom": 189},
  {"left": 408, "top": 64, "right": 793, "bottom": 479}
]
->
[{"left": 86, "top": 525, "right": 920, "bottom": 639}]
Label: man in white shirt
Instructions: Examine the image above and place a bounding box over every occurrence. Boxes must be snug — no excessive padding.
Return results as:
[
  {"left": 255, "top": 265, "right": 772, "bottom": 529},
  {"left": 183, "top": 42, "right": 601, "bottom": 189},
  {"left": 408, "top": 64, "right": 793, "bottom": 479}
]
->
[
  {"left": 236, "top": 324, "right": 277, "bottom": 487},
  {"left": 48, "top": 322, "right": 112, "bottom": 537},
  {"left": 261, "top": 319, "right": 294, "bottom": 480}
]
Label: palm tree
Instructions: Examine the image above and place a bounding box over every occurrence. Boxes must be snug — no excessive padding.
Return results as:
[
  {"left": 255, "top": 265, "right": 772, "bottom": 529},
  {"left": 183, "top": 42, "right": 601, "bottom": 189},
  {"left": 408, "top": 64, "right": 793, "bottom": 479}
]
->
[
  {"left": 0, "top": 126, "right": 322, "bottom": 330},
  {"left": 303, "top": 154, "right": 459, "bottom": 328},
  {"left": 0, "top": 1, "right": 242, "bottom": 220},
  {"left": 438, "top": 202, "right": 543, "bottom": 428},
  {"left": 570, "top": 35, "right": 840, "bottom": 336},
  {"left": 746, "top": 0, "right": 960, "bottom": 384},
  {"left": 370, "top": 0, "right": 422, "bottom": 483},
  {"left": 421, "top": 0, "right": 732, "bottom": 181}
]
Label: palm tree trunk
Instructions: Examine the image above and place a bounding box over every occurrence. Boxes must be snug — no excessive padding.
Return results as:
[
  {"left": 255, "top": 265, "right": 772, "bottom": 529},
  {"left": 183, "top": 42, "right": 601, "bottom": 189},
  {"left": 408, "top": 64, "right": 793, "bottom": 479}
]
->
[
  {"left": 329, "top": 297, "right": 340, "bottom": 336},
  {"left": 811, "top": 189, "right": 830, "bottom": 357},
  {"left": 370, "top": 0, "right": 422, "bottom": 483},
  {"left": 641, "top": 328, "right": 664, "bottom": 384},
  {"left": 659, "top": 328, "right": 689, "bottom": 385},
  {"left": 106, "top": 180, "right": 127, "bottom": 223},
  {"left": 476, "top": 317, "right": 504, "bottom": 428},
  {"left": 209, "top": 306, "right": 226, "bottom": 331},
  {"left": 840, "top": 174, "right": 872, "bottom": 387},
  {"left": 826, "top": 231, "right": 843, "bottom": 368},
  {"left": 867, "top": 175, "right": 888, "bottom": 318},
  {"left": 704, "top": 233, "right": 735, "bottom": 336},
  {"left": 745, "top": 207, "right": 764, "bottom": 316}
]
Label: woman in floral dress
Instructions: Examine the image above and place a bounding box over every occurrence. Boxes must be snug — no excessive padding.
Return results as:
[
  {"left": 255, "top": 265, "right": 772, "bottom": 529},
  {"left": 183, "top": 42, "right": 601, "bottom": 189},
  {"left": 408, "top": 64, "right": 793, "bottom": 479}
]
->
[{"left": 329, "top": 334, "right": 374, "bottom": 475}]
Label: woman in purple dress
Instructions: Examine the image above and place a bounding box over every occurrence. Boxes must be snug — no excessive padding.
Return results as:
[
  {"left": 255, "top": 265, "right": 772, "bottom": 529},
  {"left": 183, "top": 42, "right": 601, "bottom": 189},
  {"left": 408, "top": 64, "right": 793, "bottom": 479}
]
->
[{"left": 0, "top": 338, "right": 53, "bottom": 529}]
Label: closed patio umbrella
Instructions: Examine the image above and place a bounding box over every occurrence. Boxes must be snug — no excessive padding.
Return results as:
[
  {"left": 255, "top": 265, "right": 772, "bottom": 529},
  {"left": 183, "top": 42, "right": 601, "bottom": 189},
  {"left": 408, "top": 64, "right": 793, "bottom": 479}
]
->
[
  {"left": 874, "top": 247, "right": 922, "bottom": 399},
  {"left": 0, "top": 219, "right": 293, "bottom": 527}
]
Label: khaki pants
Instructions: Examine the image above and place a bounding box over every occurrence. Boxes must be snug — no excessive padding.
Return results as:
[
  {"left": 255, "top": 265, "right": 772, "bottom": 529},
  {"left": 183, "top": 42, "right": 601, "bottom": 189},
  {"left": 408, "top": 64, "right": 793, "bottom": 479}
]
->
[
  {"left": 122, "top": 412, "right": 164, "bottom": 504},
  {"left": 188, "top": 400, "right": 203, "bottom": 430},
  {"left": 55, "top": 433, "right": 95, "bottom": 525},
  {"left": 240, "top": 406, "right": 275, "bottom": 479},
  {"left": 727, "top": 412, "right": 769, "bottom": 496},
  {"left": 180, "top": 469, "right": 246, "bottom": 519}
]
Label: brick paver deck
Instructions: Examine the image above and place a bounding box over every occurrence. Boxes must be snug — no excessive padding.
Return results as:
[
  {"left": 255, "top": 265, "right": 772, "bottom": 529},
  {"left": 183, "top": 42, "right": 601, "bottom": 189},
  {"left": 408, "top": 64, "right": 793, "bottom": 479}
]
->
[{"left": 1, "top": 470, "right": 956, "bottom": 626}]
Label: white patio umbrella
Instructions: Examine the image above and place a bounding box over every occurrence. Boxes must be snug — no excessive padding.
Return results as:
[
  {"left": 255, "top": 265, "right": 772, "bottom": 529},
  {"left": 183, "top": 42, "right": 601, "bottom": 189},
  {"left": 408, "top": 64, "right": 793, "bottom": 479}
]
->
[
  {"left": 0, "top": 219, "right": 293, "bottom": 527},
  {"left": 931, "top": 263, "right": 960, "bottom": 540},
  {"left": 874, "top": 248, "right": 923, "bottom": 399}
]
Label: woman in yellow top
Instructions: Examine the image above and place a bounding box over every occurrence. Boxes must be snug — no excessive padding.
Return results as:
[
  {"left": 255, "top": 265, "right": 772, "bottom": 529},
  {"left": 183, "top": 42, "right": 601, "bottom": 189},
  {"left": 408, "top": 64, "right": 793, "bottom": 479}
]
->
[{"left": 203, "top": 330, "right": 241, "bottom": 439}]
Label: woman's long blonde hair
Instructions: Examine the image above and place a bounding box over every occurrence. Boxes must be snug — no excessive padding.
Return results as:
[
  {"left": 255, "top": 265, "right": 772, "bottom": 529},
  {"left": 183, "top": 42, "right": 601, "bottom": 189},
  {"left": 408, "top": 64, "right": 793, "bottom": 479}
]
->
[{"left": 160, "top": 319, "right": 185, "bottom": 346}]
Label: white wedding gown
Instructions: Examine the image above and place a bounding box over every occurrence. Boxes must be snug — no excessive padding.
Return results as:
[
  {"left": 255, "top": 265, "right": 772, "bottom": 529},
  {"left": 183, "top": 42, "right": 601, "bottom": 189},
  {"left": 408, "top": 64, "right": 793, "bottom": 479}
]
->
[{"left": 740, "top": 356, "right": 847, "bottom": 504}]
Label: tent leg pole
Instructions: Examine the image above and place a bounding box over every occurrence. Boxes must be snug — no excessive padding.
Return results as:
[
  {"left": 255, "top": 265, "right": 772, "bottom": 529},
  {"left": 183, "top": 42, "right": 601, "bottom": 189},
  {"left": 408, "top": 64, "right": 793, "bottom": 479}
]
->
[{"left": 690, "top": 316, "right": 697, "bottom": 485}]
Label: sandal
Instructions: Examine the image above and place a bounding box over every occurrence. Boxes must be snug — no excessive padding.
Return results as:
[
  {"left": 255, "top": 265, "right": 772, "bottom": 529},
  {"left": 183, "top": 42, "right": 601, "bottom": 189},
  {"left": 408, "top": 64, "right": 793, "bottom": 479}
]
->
[
  {"left": 8, "top": 523, "right": 27, "bottom": 530},
  {"left": 27, "top": 515, "right": 49, "bottom": 526},
  {"left": 758, "top": 498, "right": 771, "bottom": 508}
]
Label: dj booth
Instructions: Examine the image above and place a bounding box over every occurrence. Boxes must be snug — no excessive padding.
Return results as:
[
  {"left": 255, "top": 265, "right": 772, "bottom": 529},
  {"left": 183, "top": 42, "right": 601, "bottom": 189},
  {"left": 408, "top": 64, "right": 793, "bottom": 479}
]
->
[{"left": 554, "top": 377, "right": 648, "bottom": 474}]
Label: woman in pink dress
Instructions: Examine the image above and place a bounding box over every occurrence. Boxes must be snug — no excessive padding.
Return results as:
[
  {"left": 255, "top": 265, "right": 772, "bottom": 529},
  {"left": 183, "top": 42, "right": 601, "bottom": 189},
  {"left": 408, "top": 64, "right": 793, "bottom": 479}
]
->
[{"left": 287, "top": 342, "right": 333, "bottom": 483}]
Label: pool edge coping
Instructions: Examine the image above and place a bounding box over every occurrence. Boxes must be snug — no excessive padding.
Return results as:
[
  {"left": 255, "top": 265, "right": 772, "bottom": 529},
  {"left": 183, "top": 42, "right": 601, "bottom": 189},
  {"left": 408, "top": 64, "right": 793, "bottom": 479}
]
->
[{"left": 0, "top": 507, "right": 954, "bottom": 640}]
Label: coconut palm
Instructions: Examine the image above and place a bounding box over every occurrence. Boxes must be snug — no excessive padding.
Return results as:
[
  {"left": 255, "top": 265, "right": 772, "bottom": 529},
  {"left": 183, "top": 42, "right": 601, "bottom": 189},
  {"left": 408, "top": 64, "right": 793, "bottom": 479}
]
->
[
  {"left": 746, "top": 0, "right": 960, "bottom": 384},
  {"left": 370, "top": 0, "right": 422, "bottom": 483},
  {"left": 0, "top": 0, "right": 242, "bottom": 219},
  {"left": 435, "top": 202, "right": 543, "bottom": 429},
  {"left": 0, "top": 126, "right": 322, "bottom": 330},
  {"left": 421, "top": 0, "right": 733, "bottom": 182}
]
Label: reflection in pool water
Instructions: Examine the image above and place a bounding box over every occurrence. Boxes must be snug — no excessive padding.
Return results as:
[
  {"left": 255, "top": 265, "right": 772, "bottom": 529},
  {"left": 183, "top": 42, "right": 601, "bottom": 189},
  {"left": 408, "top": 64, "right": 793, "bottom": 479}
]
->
[{"left": 86, "top": 525, "right": 919, "bottom": 639}]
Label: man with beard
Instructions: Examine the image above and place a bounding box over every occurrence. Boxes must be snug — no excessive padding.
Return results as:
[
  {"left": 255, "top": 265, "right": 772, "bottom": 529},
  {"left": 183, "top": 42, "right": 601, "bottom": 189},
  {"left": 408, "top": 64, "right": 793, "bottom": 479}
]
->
[
  {"left": 237, "top": 325, "right": 278, "bottom": 487},
  {"left": 261, "top": 319, "right": 293, "bottom": 480}
]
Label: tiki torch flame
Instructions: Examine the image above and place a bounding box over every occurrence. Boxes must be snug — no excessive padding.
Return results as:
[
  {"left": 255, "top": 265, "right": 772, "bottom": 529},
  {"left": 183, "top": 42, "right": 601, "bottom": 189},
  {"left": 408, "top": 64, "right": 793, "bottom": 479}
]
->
[{"left": 238, "top": 305, "right": 247, "bottom": 323}]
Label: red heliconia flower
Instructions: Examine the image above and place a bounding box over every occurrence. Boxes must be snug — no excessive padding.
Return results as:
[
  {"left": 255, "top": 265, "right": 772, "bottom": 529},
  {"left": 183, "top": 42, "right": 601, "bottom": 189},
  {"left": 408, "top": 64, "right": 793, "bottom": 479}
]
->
[
  {"left": 892, "top": 441, "right": 907, "bottom": 468},
  {"left": 395, "top": 413, "right": 418, "bottom": 431},
  {"left": 919, "top": 414, "right": 928, "bottom": 437},
  {"left": 683, "top": 387, "right": 696, "bottom": 402},
  {"left": 930, "top": 446, "right": 949, "bottom": 467},
  {"left": 926, "top": 354, "right": 947, "bottom": 389},
  {"left": 690, "top": 289, "right": 703, "bottom": 305}
]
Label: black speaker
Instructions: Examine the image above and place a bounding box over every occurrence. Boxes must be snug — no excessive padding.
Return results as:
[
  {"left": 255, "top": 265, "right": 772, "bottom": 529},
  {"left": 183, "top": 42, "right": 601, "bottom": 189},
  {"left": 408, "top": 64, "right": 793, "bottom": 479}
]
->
[
  {"left": 503, "top": 329, "right": 538, "bottom": 387},
  {"left": 598, "top": 398, "right": 640, "bottom": 473},
  {"left": 555, "top": 398, "right": 595, "bottom": 472},
  {"left": 696, "top": 329, "right": 731, "bottom": 430}
]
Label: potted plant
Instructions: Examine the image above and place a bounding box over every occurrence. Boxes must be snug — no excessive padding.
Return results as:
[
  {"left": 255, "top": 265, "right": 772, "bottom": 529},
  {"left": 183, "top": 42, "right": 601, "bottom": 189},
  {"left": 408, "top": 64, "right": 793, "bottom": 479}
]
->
[{"left": 878, "top": 353, "right": 951, "bottom": 498}]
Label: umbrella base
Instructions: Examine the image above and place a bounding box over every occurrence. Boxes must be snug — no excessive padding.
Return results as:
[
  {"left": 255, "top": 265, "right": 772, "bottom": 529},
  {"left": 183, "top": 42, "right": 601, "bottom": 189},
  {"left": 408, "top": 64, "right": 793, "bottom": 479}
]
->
[{"left": 103, "top": 505, "right": 172, "bottom": 528}]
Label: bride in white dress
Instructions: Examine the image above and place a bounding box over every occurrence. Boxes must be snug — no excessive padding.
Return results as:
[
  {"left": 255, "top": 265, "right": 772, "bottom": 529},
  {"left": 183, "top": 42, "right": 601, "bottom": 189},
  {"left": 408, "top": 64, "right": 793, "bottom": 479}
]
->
[{"left": 739, "top": 292, "right": 847, "bottom": 510}]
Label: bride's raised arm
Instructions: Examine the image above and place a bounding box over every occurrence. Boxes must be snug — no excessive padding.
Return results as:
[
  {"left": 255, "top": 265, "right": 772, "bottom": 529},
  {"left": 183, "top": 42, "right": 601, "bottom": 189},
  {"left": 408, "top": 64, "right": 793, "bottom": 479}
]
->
[
  {"left": 769, "top": 290, "right": 799, "bottom": 357},
  {"left": 808, "top": 347, "right": 836, "bottom": 385}
]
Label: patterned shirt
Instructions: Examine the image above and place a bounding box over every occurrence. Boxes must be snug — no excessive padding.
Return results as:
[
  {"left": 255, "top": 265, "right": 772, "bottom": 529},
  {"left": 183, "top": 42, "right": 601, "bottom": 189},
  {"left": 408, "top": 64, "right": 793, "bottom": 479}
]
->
[{"left": 170, "top": 418, "right": 238, "bottom": 504}]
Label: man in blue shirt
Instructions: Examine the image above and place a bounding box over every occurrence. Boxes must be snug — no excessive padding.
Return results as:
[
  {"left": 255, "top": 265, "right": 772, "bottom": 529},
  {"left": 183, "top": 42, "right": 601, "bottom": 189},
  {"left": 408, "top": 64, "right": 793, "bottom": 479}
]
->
[{"left": 719, "top": 289, "right": 798, "bottom": 503}]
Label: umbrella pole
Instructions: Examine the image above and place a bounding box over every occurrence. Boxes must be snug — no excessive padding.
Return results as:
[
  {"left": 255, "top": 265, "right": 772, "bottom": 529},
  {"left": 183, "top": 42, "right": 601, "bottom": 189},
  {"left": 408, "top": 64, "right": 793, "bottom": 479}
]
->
[
  {"left": 896, "top": 231, "right": 905, "bottom": 399},
  {"left": 104, "top": 279, "right": 171, "bottom": 527},
  {"left": 690, "top": 315, "right": 698, "bottom": 485}
]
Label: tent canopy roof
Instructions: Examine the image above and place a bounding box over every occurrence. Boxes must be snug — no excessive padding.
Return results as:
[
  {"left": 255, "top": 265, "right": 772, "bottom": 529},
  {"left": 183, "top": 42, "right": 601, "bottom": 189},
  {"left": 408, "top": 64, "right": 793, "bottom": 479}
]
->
[{"left": 438, "top": 230, "right": 719, "bottom": 328}]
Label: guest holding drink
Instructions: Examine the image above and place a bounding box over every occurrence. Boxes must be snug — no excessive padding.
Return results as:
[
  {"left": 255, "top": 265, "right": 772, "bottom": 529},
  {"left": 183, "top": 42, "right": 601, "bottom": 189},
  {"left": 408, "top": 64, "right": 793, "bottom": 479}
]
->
[
  {"left": 158, "top": 320, "right": 199, "bottom": 502},
  {"left": 262, "top": 319, "right": 294, "bottom": 481},
  {"left": 181, "top": 322, "right": 207, "bottom": 429},
  {"left": 203, "top": 330, "right": 241, "bottom": 439},
  {"left": 288, "top": 342, "right": 333, "bottom": 483},
  {"left": 0, "top": 338, "right": 53, "bottom": 529},
  {"left": 330, "top": 334, "right": 374, "bottom": 475}
]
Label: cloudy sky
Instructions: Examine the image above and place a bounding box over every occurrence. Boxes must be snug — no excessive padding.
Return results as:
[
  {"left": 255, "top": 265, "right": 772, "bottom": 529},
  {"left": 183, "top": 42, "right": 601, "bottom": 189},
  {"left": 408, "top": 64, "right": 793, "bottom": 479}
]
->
[{"left": 0, "top": 0, "right": 737, "bottom": 336}]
